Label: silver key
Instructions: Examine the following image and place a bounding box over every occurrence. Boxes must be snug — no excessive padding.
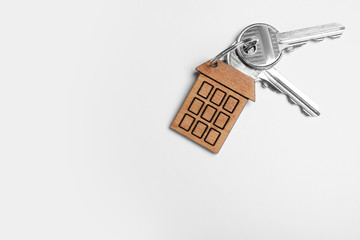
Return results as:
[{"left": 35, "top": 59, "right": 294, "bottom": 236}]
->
[
  {"left": 278, "top": 23, "right": 345, "bottom": 52},
  {"left": 258, "top": 69, "right": 320, "bottom": 116},
  {"left": 226, "top": 50, "right": 320, "bottom": 116},
  {"left": 236, "top": 23, "right": 345, "bottom": 70},
  {"left": 227, "top": 23, "right": 345, "bottom": 116}
]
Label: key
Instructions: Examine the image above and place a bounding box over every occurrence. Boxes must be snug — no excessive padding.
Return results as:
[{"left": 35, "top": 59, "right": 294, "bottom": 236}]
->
[
  {"left": 235, "top": 23, "right": 345, "bottom": 70},
  {"left": 227, "top": 23, "right": 345, "bottom": 116},
  {"left": 227, "top": 42, "right": 321, "bottom": 116},
  {"left": 258, "top": 69, "right": 320, "bottom": 116},
  {"left": 228, "top": 47, "right": 320, "bottom": 116},
  {"left": 227, "top": 50, "right": 320, "bottom": 116},
  {"left": 278, "top": 23, "right": 345, "bottom": 52}
]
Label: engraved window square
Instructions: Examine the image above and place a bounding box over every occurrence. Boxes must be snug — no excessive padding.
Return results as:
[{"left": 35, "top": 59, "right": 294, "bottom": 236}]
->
[
  {"left": 210, "top": 88, "right": 226, "bottom": 106},
  {"left": 188, "top": 97, "right": 204, "bottom": 115},
  {"left": 191, "top": 121, "right": 208, "bottom": 139},
  {"left": 223, "top": 95, "right": 239, "bottom": 113},
  {"left": 201, "top": 104, "right": 217, "bottom": 122},
  {"left": 197, "top": 81, "right": 213, "bottom": 99},
  {"left": 214, "top": 112, "right": 230, "bottom": 129},
  {"left": 204, "top": 128, "right": 221, "bottom": 146},
  {"left": 179, "top": 114, "right": 195, "bottom": 131}
]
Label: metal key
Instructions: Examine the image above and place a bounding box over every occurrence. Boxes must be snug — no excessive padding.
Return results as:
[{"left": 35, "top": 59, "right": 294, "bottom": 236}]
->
[
  {"left": 226, "top": 50, "right": 320, "bottom": 116},
  {"left": 258, "top": 69, "right": 320, "bottom": 116},
  {"left": 236, "top": 23, "right": 345, "bottom": 70},
  {"left": 227, "top": 23, "right": 345, "bottom": 116},
  {"left": 278, "top": 23, "right": 344, "bottom": 52}
]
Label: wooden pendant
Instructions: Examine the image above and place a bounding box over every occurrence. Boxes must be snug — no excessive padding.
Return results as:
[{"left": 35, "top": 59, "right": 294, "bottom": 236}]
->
[{"left": 171, "top": 60, "right": 255, "bottom": 153}]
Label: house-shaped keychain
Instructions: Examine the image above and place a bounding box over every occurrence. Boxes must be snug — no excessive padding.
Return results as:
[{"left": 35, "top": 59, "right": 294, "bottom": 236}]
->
[{"left": 171, "top": 60, "right": 255, "bottom": 153}]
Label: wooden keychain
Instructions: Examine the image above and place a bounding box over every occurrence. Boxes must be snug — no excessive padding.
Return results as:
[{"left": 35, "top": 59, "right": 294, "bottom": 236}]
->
[
  {"left": 172, "top": 23, "right": 345, "bottom": 153},
  {"left": 171, "top": 38, "right": 258, "bottom": 153}
]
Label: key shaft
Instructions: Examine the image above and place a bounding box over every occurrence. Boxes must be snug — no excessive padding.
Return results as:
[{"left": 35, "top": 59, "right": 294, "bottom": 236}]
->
[
  {"left": 277, "top": 23, "right": 345, "bottom": 51},
  {"left": 259, "top": 69, "right": 320, "bottom": 116}
]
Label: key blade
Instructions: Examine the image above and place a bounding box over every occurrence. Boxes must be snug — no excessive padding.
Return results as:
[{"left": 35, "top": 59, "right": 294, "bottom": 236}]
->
[
  {"left": 259, "top": 68, "right": 320, "bottom": 117},
  {"left": 277, "top": 23, "right": 345, "bottom": 51}
]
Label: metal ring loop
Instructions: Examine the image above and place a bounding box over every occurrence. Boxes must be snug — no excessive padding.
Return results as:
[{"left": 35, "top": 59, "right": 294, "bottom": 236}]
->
[{"left": 210, "top": 37, "right": 259, "bottom": 67}]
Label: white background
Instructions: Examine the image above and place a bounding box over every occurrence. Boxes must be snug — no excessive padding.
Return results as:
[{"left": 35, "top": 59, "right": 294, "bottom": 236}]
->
[{"left": 0, "top": 0, "right": 359, "bottom": 239}]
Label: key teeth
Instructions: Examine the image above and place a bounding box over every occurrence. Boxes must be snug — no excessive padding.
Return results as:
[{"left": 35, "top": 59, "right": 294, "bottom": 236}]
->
[
  {"left": 260, "top": 70, "right": 322, "bottom": 117},
  {"left": 313, "top": 34, "right": 343, "bottom": 41},
  {"left": 283, "top": 33, "right": 344, "bottom": 52},
  {"left": 285, "top": 42, "right": 307, "bottom": 52},
  {"left": 300, "top": 108, "right": 312, "bottom": 116},
  {"left": 289, "top": 101, "right": 318, "bottom": 117},
  {"left": 265, "top": 82, "right": 282, "bottom": 93},
  {"left": 287, "top": 97, "right": 318, "bottom": 116},
  {"left": 287, "top": 97, "right": 297, "bottom": 105},
  {"left": 329, "top": 34, "right": 343, "bottom": 39},
  {"left": 282, "top": 93, "right": 319, "bottom": 117},
  {"left": 263, "top": 80, "right": 318, "bottom": 117},
  {"left": 300, "top": 107, "right": 320, "bottom": 117}
]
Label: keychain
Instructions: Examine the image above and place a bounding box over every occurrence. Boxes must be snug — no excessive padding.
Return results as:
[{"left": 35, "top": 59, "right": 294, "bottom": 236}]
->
[{"left": 171, "top": 23, "right": 345, "bottom": 153}]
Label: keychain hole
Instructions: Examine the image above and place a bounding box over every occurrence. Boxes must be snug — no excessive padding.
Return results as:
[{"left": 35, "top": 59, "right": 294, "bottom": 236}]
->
[
  {"left": 211, "top": 62, "right": 218, "bottom": 68},
  {"left": 243, "top": 44, "right": 257, "bottom": 55}
]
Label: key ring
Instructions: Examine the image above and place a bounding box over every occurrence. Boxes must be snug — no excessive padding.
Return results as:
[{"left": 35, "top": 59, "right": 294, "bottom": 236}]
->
[{"left": 210, "top": 37, "right": 259, "bottom": 67}]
